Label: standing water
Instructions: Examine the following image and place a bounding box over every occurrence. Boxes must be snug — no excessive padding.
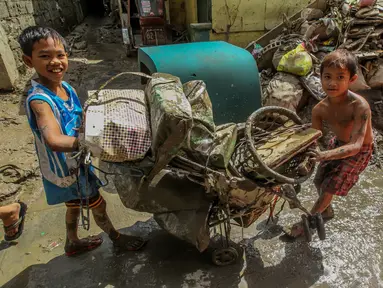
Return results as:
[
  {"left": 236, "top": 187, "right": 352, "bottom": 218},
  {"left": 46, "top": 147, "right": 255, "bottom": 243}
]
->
[{"left": 233, "top": 166, "right": 383, "bottom": 287}]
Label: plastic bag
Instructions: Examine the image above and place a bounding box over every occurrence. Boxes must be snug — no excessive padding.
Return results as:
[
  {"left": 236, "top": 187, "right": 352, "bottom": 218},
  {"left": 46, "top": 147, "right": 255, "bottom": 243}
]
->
[
  {"left": 145, "top": 73, "right": 193, "bottom": 157},
  {"left": 276, "top": 43, "right": 313, "bottom": 76},
  {"left": 181, "top": 80, "right": 237, "bottom": 169},
  {"left": 181, "top": 80, "right": 215, "bottom": 163},
  {"left": 349, "top": 65, "right": 370, "bottom": 91},
  {"left": 85, "top": 89, "right": 151, "bottom": 162},
  {"left": 251, "top": 43, "right": 263, "bottom": 59},
  {"left": 264, "top": 72, "right": 304, "bottom": 112},
  {"left": 367, "top": 60, "right": 383, "bottom": 89},
  {"left": 272, "top": 39, "right": 302, "bottom": 70},
  {"left": 300, "top": 73, "right": 326, "bottom": 101}
]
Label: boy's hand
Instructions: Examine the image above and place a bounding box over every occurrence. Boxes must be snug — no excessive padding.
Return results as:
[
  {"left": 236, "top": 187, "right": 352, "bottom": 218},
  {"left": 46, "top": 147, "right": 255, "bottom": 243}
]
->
[
  {"left": 306, "top": 149, "right": 325, "bottom": 162},
  {"left": 77, "top": 132, "right": 103, "bottom": 157}
]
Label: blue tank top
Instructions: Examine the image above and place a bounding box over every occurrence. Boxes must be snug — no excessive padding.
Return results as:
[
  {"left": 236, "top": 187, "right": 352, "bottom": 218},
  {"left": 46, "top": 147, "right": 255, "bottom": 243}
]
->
[{"left": 26, "top": 80, "right": 100, "bottom": 205}]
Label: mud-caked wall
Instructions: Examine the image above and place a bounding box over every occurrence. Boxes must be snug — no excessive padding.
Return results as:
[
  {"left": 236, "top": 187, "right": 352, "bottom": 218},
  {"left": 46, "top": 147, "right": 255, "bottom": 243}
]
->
[{"left": 0, "top": 0, "right": 86, "bottom": 74}]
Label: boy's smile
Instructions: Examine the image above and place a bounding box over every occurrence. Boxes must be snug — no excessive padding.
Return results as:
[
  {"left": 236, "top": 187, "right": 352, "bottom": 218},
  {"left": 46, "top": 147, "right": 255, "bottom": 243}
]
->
[
  {"left": 321, "top": 66, "right": 357, "bottom": 99},
  {"left": 23, "top": 37, "right": 68, "bottom": 85}
]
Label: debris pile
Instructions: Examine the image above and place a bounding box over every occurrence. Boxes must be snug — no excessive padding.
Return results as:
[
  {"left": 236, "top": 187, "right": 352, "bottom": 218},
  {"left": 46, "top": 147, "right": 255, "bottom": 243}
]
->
[
  {"left": 247, "top": 0, "right": 383, "bottom": 161},
  {"left": 249, "top": 0, "right": 383, "bottom": 153}
]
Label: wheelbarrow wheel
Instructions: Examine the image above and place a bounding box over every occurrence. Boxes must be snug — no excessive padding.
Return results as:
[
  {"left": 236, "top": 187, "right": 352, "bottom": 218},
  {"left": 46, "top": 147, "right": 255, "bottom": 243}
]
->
[
  {"left": 301, "top": 214, "right": 312, "bottom": 242},
  {"left": 245, "top": 106, "right": 315, "bottom": 185},
  {"left": 212, "top": 247, "right": 239, "bottom": 266},
  {"left": 315, "top": 213, "right": 326, "bottom": 240}
]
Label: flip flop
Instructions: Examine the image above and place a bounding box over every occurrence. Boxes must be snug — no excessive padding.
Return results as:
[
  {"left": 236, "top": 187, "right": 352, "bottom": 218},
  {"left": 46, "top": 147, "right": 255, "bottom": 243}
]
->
[
  {"left": 65, "top": 236, "right": 103, "bottom": 257},
  {"left": 4, "top": 201, "right": 27, "bottom": 242}
]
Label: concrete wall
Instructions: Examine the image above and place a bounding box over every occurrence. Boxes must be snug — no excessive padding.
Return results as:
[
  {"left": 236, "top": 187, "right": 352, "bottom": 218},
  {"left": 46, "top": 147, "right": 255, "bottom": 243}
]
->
[
  {"left": 0, "top": 23, "right": 18, "bottom": 90},
  {"left": 0, "top": 0, "right": 86, "bottom": 76},
  {"left": 210, "top": 0, "right": 312, "bottom": 47}
]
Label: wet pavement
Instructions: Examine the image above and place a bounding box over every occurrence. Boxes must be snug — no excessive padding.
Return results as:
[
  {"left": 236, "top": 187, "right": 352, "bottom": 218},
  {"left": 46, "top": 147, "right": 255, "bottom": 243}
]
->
[{"left": 0, "top": 167, "right": 382, "bottom": 288}]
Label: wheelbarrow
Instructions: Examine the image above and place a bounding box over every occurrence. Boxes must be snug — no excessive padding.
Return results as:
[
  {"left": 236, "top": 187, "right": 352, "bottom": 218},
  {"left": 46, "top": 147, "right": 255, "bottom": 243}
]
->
[{"left": 83, "top": 73, "right": 325, "bottom": 266}]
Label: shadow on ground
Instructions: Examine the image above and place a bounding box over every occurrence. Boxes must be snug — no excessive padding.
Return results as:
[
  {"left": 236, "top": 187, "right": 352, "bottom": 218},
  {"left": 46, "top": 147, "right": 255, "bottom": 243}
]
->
[{"left": 3, "top": 218, "right": 323, "bottom": 288}]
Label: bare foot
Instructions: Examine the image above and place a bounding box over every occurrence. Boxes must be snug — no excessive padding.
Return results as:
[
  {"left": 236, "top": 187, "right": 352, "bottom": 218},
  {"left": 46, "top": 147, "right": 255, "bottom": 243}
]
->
[
  {"left": 2, "top": 203, "right": 21, "bottom": 238},
  {"left": 322, "top": 206, "right": 335, "bottom": 221}
]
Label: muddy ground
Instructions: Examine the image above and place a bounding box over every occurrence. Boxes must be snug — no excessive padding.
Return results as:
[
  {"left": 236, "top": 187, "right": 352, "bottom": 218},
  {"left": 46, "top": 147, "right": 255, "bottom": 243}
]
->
[
  {"left": 0, "top": 16, "right": 142, "bottom": 206},
  {"left": 0, "top": 16, "right": 382, "bottom": 288}
]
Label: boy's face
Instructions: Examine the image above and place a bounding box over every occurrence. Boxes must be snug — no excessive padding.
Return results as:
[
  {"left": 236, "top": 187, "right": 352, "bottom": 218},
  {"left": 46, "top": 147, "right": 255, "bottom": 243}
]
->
[
  {"left": 23, "top": 37, "right": 68, "bottom": 84},
  {"left": 321, "top": 66, "right": 357, "bottom": 98}
]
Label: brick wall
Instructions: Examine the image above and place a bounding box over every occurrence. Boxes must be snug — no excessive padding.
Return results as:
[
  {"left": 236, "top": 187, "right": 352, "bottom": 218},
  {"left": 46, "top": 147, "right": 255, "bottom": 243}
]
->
[{"left": 0, "top": 0, "right": 86, "bottom": 73}]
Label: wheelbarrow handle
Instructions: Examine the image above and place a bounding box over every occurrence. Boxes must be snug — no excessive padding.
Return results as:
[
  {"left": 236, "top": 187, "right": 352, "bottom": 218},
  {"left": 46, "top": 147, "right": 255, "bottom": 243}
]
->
[{"left": 87, "top": 71, "right": 153, "bottom": 103}]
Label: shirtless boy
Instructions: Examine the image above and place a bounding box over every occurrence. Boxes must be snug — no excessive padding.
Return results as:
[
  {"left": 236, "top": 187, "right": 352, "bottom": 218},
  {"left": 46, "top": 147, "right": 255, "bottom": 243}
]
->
[{"left": 288, "top": 49, "right": 374, "bottom": 238}]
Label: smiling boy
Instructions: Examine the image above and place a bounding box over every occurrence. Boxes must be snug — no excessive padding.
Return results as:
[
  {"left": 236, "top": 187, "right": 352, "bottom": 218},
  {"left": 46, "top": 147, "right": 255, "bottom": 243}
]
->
[
  {"left": 19, "top": 26, "right": 146, "bottom": 255},
  {"left": 288, "top": 49, "right": 374, "bottom": 238}
]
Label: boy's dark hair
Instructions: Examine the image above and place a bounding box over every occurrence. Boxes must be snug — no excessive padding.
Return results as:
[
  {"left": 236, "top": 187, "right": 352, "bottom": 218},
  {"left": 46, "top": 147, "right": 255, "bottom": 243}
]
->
[
  {"left": 320, "top": 49, "right": 358, "bottom": 78},
  {"left": 18, "top": 26, "right": 68, "bottom": 57}
]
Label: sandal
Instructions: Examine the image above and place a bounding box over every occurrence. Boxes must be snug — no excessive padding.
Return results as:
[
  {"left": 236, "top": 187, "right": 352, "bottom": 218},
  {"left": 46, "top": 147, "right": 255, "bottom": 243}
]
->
[
  {"left": 112, "top": 234, "right": 147, "bottom": 252},
  {"left": 4, "top": 201, "right": 27, "bottom": 242},
  {"left": 65, "top": 236, "right": 103, "bottom": 257}
]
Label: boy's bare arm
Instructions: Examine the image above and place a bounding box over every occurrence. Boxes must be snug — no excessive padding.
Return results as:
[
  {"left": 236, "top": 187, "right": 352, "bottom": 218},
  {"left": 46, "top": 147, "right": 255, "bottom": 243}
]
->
[
  {"left": 311, "top": 104, "right": 323, "bottom": 132},
  {"left": 30, "top": 100, "right": 79, "bottom": 152},
  {"left": 315, "top": 102, "right": 370, "bottom": 161}
]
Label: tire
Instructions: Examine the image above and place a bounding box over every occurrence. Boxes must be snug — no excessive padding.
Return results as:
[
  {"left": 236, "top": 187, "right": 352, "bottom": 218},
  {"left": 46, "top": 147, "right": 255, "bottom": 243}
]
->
[{"left": 212, "top": 247, "right": 239, "bottom": 266}]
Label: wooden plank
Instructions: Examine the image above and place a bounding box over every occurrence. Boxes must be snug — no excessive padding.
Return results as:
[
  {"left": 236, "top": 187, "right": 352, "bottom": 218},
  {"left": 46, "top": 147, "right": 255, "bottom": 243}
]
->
[
  {"left": 117, "top": 0, "right": 125, "bottom": 28},
  {"left": 257, "top": 127, "right": 322, "bottom": 168}
]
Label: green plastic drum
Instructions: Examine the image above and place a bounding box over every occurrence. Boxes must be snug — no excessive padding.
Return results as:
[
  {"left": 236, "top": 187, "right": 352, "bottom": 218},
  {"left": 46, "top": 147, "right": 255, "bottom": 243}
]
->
[{"left": 138, "top": 41, "right": 262, "bottom": 125}]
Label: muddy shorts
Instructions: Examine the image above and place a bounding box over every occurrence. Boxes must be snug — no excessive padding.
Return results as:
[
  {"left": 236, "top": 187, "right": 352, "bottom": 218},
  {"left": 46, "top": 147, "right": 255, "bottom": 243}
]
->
[
  {"left": 65, "top": 192, "right": 104, "bottom": 209},
  {"left": 314, "top": 137, "right": 373, "bottom": 196}
]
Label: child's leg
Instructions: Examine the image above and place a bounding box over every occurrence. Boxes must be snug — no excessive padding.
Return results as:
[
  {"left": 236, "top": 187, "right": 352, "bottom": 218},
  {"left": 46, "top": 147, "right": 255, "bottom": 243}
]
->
[
  {"left": 90, "top": 198, "right": 118, "bottom": 238},
  {"left": 285, "top": 191, "right": 334, "bottom": 238},
  {"left": 320, "top": 191, "right": 335, "bottom": 221},
  {"left": 0, "top": 203, "right": 21, "bottom": 237},
  {"left": 65, "top": 206, "right": 80, "bottom": 241},
  {"left": 64, "top": 206, "right": 103, "bottom": 256},
  {"left": 310, "top": 191, "right": 334, "bottom": 216},
  {"left": 284, "top": 166, "right": 335, "bottom": 238},
  {"left": 92, "top": 197, "right": 146, "bottom": 251},
  {"left": 314, "top": 163, "right": 334, "bottom": 220}
]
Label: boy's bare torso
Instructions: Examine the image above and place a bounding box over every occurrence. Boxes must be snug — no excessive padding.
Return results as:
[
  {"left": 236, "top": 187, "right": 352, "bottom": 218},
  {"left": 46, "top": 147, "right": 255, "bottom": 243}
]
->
[{"left": 315, "top": 91, "right": 373, "bottom": 145}]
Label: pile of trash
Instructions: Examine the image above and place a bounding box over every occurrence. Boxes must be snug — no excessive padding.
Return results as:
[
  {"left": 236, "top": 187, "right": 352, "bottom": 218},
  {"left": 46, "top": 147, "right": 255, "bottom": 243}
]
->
[
  {"left": 248, "top": 0, "right": 383, "bottom": 159},
  {"left": 249, "top": 0, "right": 383, "bottom": 118}
]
